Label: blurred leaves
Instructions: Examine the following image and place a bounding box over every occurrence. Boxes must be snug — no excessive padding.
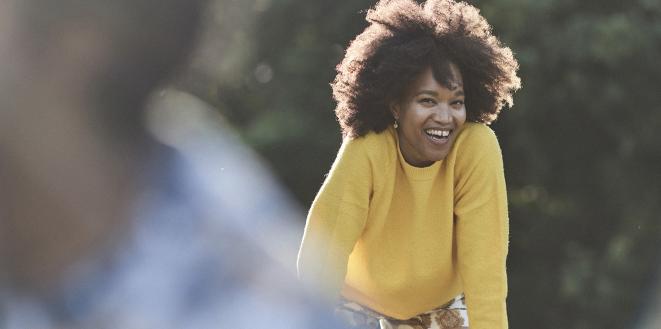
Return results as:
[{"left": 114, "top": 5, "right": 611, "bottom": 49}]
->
[{"left": 481, "top": 0, "right": 661, "bottom": 327}]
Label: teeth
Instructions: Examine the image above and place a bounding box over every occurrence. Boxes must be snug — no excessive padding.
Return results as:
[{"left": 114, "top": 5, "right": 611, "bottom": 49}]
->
[{"left": 426, "top": 129, "right": 451, "bottom": 138}]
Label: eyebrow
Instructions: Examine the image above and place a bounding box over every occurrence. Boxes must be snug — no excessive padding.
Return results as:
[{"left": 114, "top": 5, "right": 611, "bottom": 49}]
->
[{"left": 416, "top": 89, "right": 465, "bottom": 97}]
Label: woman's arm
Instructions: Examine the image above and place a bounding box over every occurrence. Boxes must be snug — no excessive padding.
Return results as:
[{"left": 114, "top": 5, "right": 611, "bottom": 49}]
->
[
  {"left": 297, "top": 137, "right": 372, "bottom": 301},
  {"left": 454, "top": 124, "right": 510, "bottom": 329}
]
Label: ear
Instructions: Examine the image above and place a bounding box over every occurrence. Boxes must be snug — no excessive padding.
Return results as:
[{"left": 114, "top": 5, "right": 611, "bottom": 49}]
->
[{"left": 389, "top": 102, "right": 400, "bottom": 120}]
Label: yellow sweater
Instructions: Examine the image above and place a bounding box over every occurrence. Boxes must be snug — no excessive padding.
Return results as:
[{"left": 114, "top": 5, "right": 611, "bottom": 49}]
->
[{"left": 297, "top": 122, "right": 509, "bottom": 329}]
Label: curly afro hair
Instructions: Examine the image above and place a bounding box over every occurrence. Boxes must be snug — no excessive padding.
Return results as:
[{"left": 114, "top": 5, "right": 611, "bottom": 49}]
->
[{"left": 332, "top": 0, "right": 521, "bottom": 138}]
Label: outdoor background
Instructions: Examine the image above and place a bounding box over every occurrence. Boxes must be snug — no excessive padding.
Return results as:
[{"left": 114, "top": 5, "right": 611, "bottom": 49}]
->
[{"left": 178, "top": 0, "right": 661, "bottom": 328}]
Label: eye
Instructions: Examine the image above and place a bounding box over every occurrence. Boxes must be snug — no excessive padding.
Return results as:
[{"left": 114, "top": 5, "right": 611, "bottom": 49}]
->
[
  {"left": 451, "top": 100, "right": 465, "bottom": 108},
  {"left": 419, "top": 98, "right": 437, "bottom": 106}
]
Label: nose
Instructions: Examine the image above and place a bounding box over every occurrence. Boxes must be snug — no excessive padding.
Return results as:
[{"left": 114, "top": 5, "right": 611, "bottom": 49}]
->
[{"left": 434, "top": 104, "right": 452, "bottom": 124}]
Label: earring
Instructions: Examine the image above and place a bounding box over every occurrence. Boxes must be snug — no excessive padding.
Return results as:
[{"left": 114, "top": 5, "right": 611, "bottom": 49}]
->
[{"left": 394, "top": 119, "right": 399, "bottom": 129}]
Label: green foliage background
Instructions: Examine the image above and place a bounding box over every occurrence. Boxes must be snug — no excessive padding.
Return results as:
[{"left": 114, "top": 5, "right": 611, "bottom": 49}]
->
[{"left": 183, "top": 0, "right": 661, "bottom": 327}]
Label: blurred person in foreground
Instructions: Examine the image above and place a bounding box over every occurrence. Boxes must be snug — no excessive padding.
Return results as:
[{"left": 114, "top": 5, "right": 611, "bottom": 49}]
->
[
  {"left": 638, "top": 265, "right": 661, "bottom": 329},
  {"left": 0, "top": 0, "right": 345, "bottom": 328},
  {"left": 297, "top": 0, "right": 521, "bottom": 328}
]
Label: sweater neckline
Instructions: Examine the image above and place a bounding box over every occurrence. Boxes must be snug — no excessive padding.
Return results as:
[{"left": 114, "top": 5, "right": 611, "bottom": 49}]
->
[{"left": 391, "top": 126, "right": 441, "bottom": 180}]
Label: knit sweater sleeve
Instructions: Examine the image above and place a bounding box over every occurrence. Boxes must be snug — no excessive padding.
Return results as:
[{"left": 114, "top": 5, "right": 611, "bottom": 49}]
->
[
  {"left": 453, "top": 124, "right": 510, "bottom": 329},
  {"left": 297, "top": 136, "right": 372, "bottom": 300}
]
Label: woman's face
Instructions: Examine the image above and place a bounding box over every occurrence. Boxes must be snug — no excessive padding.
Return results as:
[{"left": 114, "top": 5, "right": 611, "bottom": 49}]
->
[{"left": 391, "top": 64, "right": 467, "bottom": 167}]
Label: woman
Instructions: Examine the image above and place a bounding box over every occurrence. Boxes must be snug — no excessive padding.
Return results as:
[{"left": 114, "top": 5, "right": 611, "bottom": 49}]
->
[{"left": 297, "top": 0, "right": 520, "bottom": 328}]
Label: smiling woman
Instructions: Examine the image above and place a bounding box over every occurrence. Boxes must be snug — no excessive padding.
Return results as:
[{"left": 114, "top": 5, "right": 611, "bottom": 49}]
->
[{"left": 296, "top": 1, "right": 521, "bottom": 329}]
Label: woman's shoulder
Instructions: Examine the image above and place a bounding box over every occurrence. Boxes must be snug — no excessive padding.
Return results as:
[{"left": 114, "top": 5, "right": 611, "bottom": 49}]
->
[
  {"left": 455, "top": 122, "right": 500, "bottom": 150},
  {"left": 451, "top": 122, "right": 503, "bottom": 167},
  {"left": 329, "top": 128, "right": 395, "bottom": 179},
  {"left": 342, "top": 126, "right": 397, "bottom": 161}
]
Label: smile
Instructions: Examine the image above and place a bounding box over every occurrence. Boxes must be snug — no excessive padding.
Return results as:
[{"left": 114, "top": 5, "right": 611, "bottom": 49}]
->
[{"left": 424, "top": 128, "right": 452, "bottom": 144}]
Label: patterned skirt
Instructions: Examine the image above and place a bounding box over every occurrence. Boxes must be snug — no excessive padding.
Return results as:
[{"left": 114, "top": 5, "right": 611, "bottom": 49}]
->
[{"left": 335, "top": 295, "right": 468, "bottom": 329}]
